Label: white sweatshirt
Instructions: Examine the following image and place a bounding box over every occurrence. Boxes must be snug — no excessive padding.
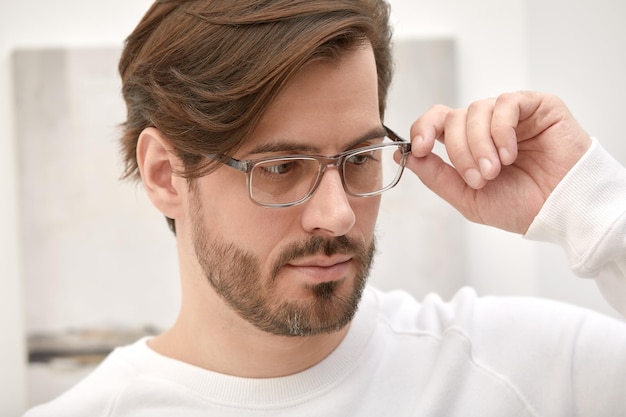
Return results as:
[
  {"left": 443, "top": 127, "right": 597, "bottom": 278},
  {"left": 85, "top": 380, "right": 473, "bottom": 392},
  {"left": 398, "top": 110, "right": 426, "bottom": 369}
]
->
[{"left": 24, "top": 140, "right": 626, "bottom": 416}]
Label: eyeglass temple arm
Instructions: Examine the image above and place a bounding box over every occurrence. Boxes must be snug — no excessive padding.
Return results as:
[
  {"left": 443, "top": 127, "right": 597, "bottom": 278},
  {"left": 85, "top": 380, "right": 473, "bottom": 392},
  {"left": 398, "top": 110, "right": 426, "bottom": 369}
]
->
[
  {"left": 384, "top": 126, "right": 412, "bottom": 152},
  {"left": 203, "top": 153, "right": 250, "bottom": 173}
]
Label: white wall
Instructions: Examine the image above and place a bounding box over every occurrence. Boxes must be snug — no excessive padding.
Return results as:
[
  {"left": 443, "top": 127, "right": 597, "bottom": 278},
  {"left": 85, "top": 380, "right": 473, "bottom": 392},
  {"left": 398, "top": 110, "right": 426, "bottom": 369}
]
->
[{"left": 2, "top": 0, "right": 625, "bottom": 415}]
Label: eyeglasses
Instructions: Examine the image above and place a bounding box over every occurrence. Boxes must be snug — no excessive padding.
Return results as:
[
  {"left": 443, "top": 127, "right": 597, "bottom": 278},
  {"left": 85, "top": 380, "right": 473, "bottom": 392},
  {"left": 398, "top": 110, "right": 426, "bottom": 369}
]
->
[{"left": 203, "top": 126, "right": 412, "bottom": 207}]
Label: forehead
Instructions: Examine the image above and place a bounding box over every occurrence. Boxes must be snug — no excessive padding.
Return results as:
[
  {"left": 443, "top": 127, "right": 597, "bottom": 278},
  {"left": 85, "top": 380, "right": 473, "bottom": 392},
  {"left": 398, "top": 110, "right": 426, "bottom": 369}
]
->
[{"left": 239, "top": 45, "right": 382, "bottom": 155}]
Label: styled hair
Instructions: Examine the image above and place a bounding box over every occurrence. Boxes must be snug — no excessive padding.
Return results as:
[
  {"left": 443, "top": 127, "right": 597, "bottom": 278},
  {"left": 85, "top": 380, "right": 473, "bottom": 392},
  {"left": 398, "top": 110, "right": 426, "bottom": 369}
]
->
[{"left": 118, "top": 0, "right": 393, "bottom": 232}]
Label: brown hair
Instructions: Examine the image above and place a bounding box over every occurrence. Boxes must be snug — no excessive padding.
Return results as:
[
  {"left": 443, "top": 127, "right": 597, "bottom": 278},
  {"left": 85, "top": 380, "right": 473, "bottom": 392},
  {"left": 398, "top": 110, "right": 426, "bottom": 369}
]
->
[{"left": 118, "top": 0, "right": 393, "bottom": 232}]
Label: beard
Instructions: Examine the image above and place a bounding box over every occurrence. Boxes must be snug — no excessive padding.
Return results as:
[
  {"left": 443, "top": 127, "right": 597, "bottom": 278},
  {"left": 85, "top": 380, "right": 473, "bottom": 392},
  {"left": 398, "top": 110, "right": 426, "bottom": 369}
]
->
[{"left": 190, "top": 195, "right": 375, "bottom": 337}]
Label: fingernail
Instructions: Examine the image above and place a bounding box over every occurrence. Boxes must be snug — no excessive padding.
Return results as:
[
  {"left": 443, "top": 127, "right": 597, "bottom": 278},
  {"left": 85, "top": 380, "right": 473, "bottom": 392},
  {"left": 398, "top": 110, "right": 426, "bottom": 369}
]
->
[
  {"left": 464, "top": 168, "right": 483, "bottom": 188},
  {"left": 413, "top": 135, "right": 425, "bottom": 149},
  {"left": 478, "top": 158, "right": 493, "bottom": 176},
  {"left": 499, "top": 147, "right": 510, "bottom": 163}
]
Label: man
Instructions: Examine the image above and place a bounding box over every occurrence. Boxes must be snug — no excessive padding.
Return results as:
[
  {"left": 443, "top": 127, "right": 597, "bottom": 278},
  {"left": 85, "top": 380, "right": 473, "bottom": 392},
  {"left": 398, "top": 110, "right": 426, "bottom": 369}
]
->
[{"left": 25, "top": 0, "right": 626, "bottom": 415}]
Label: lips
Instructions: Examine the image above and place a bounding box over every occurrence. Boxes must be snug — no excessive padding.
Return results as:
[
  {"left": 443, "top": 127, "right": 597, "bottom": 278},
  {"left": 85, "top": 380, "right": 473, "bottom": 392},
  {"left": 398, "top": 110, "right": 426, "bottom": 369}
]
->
[
  {"left": 284, "top": 255, "right": 353, "bottom": 283},
  {"left": 287, "top": 254, "right": 353, "bottom": 268}
]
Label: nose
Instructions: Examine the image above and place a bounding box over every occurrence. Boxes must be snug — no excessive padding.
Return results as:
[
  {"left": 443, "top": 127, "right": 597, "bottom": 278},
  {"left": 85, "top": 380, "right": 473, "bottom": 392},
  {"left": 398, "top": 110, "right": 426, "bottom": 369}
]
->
[{"left": 300, "top": 167, "right": 356, "bottom": 237}]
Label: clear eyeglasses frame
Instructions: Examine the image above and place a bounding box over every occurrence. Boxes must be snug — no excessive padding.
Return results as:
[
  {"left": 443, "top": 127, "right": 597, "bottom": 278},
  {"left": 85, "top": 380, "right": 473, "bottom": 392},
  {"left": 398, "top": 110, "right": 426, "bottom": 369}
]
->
[{"left": 203, "top": 126, "right": 412, "bottom": 208}]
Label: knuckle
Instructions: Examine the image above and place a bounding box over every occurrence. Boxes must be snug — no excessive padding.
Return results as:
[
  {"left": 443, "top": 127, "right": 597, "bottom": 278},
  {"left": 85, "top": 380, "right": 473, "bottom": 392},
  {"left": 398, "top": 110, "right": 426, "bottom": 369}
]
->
[
  {"left": 430, "top": 103, "right": 451, "bottom": 113},
  {"left": 466, "top": 118, "right": 483, "bottom": 136},
  {"left": 466, "top": 99, "right": 492, "bottom": 113},
  {"left": 446, "top": 107, "right": 467, "bottom": 123},
  {"left": 495, "top": 91, "right": 517, "bottom": 105}
]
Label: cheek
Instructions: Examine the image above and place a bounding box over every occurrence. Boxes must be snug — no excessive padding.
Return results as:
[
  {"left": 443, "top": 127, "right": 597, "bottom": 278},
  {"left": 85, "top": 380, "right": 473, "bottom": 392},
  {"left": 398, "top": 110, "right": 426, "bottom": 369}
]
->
[
  {"left": 193, "top": 172, "right": 276, "bottom": 237},
  {"left": 353, "top": 196, "right": 381, "bottom": 238},
  {"left": 216, "top": 203, "right": 298, "bottom": 255}
]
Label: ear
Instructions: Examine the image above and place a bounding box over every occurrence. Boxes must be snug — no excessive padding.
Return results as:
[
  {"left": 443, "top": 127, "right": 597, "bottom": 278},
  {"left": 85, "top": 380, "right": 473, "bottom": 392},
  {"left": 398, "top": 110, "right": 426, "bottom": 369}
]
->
[{"left": 137, "top": 127, "right": 184, "bottom": 221}]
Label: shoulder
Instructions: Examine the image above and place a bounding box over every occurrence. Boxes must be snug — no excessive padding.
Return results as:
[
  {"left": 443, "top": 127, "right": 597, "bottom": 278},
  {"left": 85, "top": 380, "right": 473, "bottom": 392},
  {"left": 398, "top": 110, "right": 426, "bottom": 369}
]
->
[
  {"left": 367, "top": 285, "right": 626, "bottom": 357},
  {"left": 364, "top": 286, "right": 626, "bottom": 413},
  {"left": 22, "top": 339, "right": 147, "bottom": 417}
]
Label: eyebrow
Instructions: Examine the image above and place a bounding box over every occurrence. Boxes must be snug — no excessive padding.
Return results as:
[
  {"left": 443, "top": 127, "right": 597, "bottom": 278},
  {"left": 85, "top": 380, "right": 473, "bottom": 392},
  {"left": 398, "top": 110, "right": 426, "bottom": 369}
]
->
[{"left": 245, "top": 126, "right": 388, "bottom": 157}]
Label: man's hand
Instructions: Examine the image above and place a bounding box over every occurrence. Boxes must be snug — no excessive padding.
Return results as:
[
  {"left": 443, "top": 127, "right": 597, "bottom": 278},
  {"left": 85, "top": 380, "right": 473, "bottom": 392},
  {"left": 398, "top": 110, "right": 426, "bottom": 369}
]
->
[{"left": 406, "top": 91, "right": 592, "bottom": 234}]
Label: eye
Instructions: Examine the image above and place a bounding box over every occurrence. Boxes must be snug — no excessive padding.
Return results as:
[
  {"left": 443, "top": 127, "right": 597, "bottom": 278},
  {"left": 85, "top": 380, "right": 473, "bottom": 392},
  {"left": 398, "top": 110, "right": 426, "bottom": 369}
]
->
[
  {"left": 261, "top": 161, "right": 295, "bottom": 175},
  {"left": 346, "top": 151, "right": 376, "bottom": 166}
]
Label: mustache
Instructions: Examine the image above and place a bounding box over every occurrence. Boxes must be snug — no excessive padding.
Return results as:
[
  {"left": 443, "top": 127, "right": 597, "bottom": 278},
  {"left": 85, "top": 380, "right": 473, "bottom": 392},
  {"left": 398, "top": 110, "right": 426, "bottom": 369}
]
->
[{"left": 271, "top": 235, "right": 370, "bottom": 279}]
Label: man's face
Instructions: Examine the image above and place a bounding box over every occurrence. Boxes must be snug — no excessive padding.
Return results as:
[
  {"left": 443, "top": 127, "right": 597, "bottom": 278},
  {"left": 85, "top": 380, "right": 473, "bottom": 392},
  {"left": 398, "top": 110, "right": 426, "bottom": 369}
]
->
[{"left": 186, "top": 46, "right": 382, "bottom": 336}]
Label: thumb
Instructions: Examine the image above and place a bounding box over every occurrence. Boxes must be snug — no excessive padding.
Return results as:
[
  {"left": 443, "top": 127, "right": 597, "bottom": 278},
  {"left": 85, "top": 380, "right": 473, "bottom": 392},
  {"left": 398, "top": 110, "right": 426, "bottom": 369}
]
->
[{"left": 404, "top": 153, "right": 469, "bottom": 210}]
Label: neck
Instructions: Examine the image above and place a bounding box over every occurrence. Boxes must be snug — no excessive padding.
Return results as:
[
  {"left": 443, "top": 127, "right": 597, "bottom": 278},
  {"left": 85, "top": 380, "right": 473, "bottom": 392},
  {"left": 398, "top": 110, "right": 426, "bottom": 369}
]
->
[{"left": 149, "top": 282, "right": 350, "bottom": 378}]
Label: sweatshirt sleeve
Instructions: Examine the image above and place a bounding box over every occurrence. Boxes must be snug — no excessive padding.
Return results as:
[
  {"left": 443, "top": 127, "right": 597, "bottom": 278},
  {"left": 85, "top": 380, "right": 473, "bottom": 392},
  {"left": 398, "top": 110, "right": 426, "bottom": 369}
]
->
[{"left": 525, "top": 138, "right": 626, "bottom": 316}]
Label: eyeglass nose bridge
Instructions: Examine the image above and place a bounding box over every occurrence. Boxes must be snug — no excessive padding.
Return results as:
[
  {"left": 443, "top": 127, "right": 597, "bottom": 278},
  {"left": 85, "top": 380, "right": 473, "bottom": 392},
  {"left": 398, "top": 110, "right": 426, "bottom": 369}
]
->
[{"left": 306, "top": 154, "right": 350, "bottom": 200}]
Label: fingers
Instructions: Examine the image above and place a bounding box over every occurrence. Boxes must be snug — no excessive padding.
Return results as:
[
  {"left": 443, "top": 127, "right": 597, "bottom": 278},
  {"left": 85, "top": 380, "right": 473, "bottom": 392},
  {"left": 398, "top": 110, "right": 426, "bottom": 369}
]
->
[
  {"left": 446, "top": 106, "right": 490, "bottom": 189},
  {"left": 491, "top": 91, "right": 541, "bottom": 164},
  {"left": 408, "top": 104, "right": 448, "bottom": 158},
  {"left": 409, "top": 91, "right": 536, "bottom": 189},
  {"left": 464, "top": 99, "right": 503, "bottom": 183},
  {"left": 403, "top": 151, "right": 472, "bottom": 215}
]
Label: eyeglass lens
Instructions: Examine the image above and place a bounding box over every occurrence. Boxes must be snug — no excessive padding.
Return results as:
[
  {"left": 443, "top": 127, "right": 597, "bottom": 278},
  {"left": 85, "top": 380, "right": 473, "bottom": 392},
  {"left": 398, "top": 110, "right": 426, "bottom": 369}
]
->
[{"left": 248, "top": 141, "right": 405, "bottom": 205}]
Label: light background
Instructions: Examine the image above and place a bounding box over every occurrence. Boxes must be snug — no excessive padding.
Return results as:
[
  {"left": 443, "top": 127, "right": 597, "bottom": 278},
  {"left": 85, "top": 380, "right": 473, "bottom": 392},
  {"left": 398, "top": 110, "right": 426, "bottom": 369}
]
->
[{"left": 2, "top": 0, "right": 625, "bottom": 414}]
